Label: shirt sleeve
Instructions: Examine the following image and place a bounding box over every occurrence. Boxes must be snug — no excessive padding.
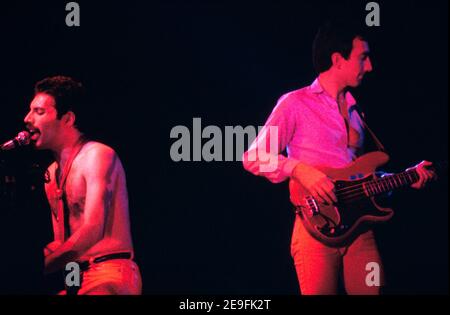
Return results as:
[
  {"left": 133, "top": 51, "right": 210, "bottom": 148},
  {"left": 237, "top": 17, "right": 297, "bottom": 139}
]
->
[{"left": 242, "top": 94, "right": 301, "bottom": 183}]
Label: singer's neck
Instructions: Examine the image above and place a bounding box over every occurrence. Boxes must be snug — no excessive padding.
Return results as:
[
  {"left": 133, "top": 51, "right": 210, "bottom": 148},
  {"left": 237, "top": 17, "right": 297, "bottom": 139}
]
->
[{"left": 54, "top": 130, "right": 84, "bottom": 166}]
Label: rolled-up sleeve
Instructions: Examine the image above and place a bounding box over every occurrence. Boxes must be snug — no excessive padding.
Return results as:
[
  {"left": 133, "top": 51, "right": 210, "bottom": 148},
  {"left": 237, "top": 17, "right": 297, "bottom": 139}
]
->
[{"left": 242, "top": 95, "right": 300, "bottom": 183}]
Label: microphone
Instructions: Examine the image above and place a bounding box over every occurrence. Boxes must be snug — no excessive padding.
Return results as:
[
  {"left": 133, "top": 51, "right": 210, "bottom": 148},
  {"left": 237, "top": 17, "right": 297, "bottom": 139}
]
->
[{"left": 1, "top": 131, "right": 31, "bottom": 151}]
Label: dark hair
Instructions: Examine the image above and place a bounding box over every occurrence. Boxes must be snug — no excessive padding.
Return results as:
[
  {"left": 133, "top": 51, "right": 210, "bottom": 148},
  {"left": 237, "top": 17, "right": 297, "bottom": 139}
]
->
[
  {"left": 34, "top": 75, "right": 85, "bottom": 128},
  {"left": 312, "top": 21, "right": 367, "bottom": 73}
]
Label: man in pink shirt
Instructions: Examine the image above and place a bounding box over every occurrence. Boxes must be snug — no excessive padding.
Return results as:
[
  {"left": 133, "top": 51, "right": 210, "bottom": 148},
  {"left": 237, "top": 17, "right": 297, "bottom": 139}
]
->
[{"left": 243, "top": 22, "right": 435, "bottom": 294}]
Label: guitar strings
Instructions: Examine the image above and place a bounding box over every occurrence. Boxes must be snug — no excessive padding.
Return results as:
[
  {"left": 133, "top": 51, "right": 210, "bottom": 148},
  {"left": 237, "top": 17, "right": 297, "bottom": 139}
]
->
[
  {"left": 302, "top": 171, "right": 419, "bottom": 204},
  {"left": 322, "top": 180, "right": 393, "bottom": 202},
  {"left": 337, "top": 181, "right": 398, "bottom": 201},
  {"left": 333, "top": 170, "right": 418, "bottom": 196},
  {"left": 336, "top": 182, "right": 389, "bottom": 200},
  {"left": 334, "top": 172, "right": 417, "bottom": 200}
]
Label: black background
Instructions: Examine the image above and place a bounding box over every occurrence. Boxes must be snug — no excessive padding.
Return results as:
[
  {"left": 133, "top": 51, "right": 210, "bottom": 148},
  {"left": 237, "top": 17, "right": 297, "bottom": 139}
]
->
[{"left": 0, "top": 0, "right": 447, "bottom": 295}]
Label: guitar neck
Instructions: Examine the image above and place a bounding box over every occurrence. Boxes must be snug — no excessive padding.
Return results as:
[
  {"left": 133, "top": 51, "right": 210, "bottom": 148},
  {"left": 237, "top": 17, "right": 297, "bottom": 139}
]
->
[{"left": 364, "top": 169, "right": 419, "bottom": 197}]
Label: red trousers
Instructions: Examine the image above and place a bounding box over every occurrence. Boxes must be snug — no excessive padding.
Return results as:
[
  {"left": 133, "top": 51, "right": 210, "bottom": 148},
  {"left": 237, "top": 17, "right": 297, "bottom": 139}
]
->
[
  {"left": 290, "top": 216, "right": 384, "bottom": 295},
  {"left": 59, "top": 259, "right": 142, "bottom": 295}
]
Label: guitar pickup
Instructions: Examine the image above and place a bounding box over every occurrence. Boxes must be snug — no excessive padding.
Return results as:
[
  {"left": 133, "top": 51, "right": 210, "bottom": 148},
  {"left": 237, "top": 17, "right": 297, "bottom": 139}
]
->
[{"left": 305, "top": 196, "right": 320, "bottom": 217}]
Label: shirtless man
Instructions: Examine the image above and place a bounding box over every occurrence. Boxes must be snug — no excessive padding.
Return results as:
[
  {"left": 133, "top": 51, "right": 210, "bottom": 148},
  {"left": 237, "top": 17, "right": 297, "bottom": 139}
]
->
[{"left": 24, "top": 76, "right": 142, "bottom": 295}]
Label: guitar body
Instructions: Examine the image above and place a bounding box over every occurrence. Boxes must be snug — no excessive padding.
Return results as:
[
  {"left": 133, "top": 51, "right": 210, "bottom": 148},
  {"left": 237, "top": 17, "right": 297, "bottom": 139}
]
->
[{"left": 289, "top": 151, "right": 394, "bottom": 247}]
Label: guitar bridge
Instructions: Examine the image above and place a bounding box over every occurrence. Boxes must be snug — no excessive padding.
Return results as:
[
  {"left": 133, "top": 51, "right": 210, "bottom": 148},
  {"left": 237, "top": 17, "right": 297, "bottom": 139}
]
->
[{"left": 304, "top": 196, "right": 320, "bottom": 217}]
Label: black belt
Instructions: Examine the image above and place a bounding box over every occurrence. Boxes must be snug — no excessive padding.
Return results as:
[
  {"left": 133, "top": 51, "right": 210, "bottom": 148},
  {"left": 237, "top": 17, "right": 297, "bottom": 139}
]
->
[{"left": 78, "top": 252, "right": 132, "bottom": 271}]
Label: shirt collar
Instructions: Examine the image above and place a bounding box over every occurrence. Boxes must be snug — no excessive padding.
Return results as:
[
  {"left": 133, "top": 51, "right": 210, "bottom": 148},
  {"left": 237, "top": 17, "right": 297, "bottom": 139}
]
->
[
  {"left": 310, "top": 77, "right": 357, "bottom": 107},
  {"left": 310, "top": 78, "right": 324, "bottom": 94}
]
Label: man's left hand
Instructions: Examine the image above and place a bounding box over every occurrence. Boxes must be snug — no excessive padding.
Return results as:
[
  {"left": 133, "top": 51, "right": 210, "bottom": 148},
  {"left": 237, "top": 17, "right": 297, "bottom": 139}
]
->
[{"left": 409, "top": 160, "right": 437, "bottom": 189}]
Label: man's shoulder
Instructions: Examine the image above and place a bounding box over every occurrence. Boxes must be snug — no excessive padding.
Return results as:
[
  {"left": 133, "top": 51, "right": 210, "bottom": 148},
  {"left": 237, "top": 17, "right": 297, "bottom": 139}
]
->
[
  {"left": 277, "top": 83, "right": 315, "bottom": 104},
  {"left": 75, "top": 141, "right": 123, "bottom": 178},
  {"left": 78, "top": 141, "right": 119, "bottom": 164},
  {"left": 82, "top": 141, "right": 116, "bottom": 155},
  {"left": 273, "top": 84, "right": 314, "bottom": 112}
]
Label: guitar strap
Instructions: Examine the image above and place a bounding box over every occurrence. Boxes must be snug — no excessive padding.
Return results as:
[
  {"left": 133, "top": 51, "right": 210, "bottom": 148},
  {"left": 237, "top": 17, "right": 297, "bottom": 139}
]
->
[
  {"left": 352, "top": 105, "right": 387, "bottom": 154},
  {"left": 53, "top": 136, "right": 88, "bottom": 241}
]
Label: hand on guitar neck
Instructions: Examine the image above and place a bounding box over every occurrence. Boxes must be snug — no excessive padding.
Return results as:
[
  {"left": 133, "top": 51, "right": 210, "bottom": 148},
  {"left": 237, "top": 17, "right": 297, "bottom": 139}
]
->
[{"left": 407, "top": 160, "right": 438, "bottom": 190}]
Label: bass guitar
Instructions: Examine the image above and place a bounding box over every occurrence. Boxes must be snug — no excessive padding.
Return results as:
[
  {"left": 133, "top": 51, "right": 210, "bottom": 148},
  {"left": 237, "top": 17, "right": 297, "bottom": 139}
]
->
[{"left": 289, "top": 151, "right": 445, "bottom": 246}]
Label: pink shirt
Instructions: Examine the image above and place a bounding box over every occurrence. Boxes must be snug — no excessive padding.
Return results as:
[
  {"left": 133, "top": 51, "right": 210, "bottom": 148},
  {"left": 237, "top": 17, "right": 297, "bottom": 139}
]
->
[{"left": 243, "top": 78, "right": 364, "bottom": 183}]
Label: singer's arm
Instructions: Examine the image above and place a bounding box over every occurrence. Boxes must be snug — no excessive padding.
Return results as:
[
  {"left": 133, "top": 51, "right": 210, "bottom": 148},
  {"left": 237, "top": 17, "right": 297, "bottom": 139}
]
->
[{"left": 44, "top": 145, "right": 117, "bottom": 274}]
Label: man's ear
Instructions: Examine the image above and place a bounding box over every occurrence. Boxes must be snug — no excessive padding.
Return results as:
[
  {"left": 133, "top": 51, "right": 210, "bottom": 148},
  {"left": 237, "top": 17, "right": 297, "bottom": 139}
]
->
[
  {"left": 62, "top": 111, "right": 76, "bottom": 127},
  {"left": 331, "top": 52, "right": 343, "bottom": 69}
]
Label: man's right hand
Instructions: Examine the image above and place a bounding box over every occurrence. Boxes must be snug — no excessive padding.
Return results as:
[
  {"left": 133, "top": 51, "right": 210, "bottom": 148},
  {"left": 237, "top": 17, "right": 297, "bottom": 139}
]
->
[{"left": 291, "top": 162, "right": 337, "bottom": 205}]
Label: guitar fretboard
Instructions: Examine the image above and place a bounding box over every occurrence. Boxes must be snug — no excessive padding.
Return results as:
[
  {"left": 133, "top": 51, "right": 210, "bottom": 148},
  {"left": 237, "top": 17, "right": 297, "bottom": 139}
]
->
[{"left": 364, "top": 169, "right": 419, "bottom": 197}]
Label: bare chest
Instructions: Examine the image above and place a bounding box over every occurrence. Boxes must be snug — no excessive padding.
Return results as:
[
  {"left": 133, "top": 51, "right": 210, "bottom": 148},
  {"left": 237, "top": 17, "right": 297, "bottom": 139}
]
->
[{"left": 52, "top": 165, "right": 87, "bottom": 220}]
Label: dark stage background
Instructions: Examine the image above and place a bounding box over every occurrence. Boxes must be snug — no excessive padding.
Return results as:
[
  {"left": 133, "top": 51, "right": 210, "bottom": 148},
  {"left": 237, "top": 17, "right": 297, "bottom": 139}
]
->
[{"left": 0, "top": 0, "right": 447, "bottom": 294}]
